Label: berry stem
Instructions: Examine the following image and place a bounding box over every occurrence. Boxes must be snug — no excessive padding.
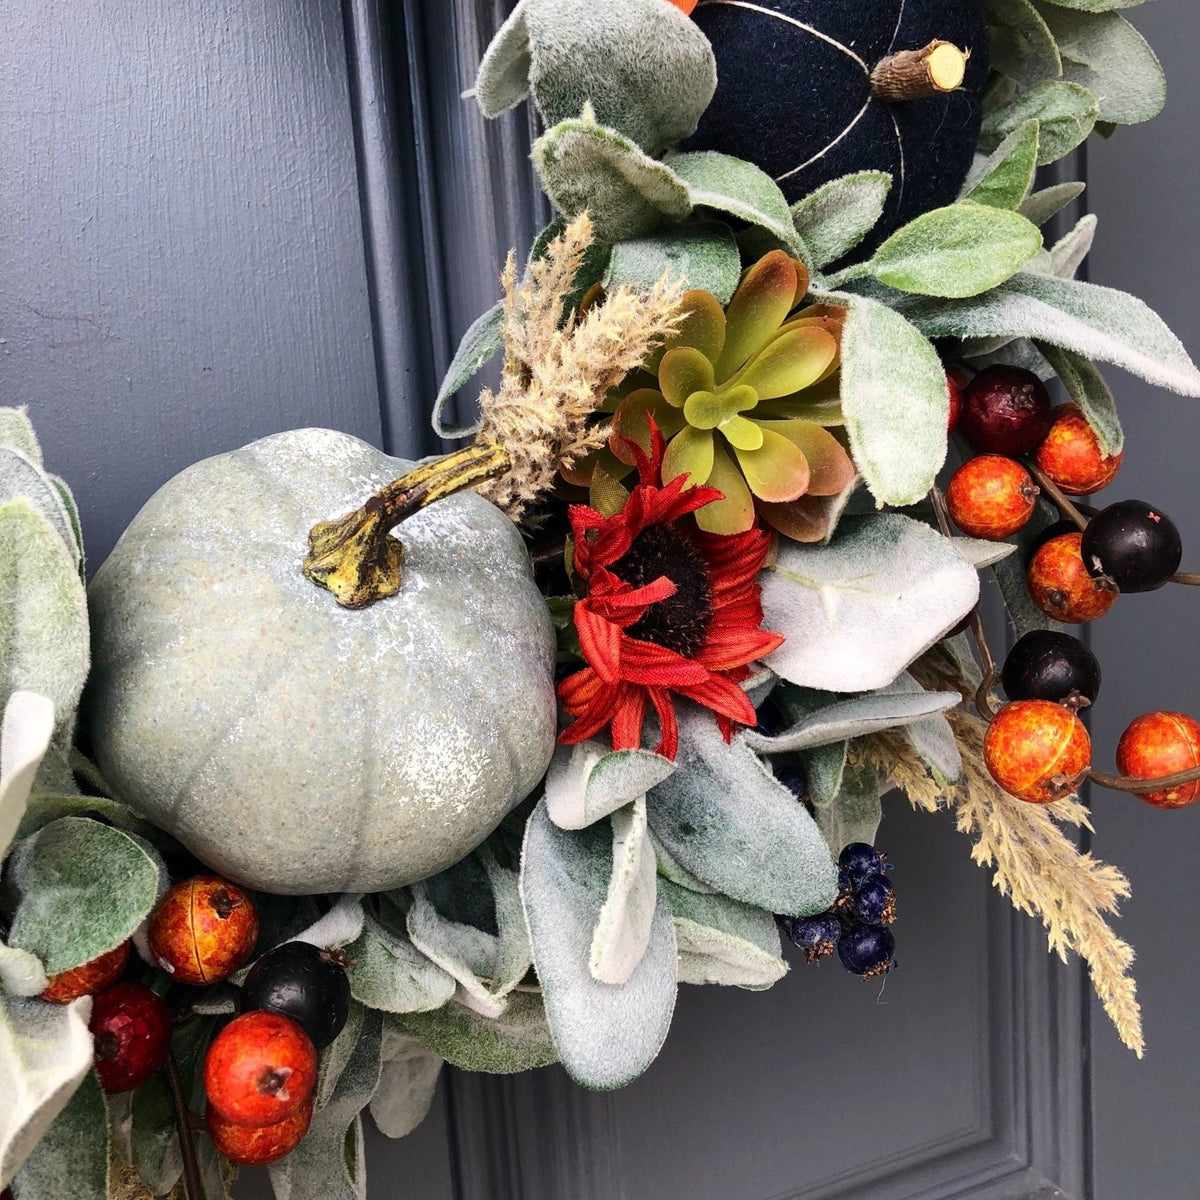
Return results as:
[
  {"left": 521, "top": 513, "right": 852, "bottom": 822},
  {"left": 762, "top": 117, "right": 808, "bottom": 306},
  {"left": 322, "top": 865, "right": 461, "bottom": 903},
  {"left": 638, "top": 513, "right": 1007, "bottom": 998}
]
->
[
  {"left": 1088, "top": 765, "right": 1200, "bottom": 794},
  {"left": 929, "top": 487, "right": 998, "bottom": 718},
  {"left": 166, "top": 1053, "right": 205, "bottom": 1200}
]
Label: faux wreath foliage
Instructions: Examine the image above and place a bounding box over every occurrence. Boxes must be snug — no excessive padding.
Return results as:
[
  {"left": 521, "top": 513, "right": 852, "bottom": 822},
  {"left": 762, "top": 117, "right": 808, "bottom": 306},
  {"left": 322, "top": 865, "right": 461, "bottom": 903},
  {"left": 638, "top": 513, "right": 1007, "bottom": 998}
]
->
[{"left": 1, "top": 2, "right": 1196, "bottom": 1198}]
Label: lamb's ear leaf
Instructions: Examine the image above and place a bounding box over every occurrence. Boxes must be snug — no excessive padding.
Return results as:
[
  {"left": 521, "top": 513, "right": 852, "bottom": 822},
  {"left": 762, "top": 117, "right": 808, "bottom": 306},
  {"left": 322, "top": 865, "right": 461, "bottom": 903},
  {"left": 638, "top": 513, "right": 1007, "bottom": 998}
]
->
[
  {"left": 0, "top": 996, "right": 96, "bottom": 1189},
  {"left": 393, "top": 991, "right": 559, "bottom": 1074},
  {"left": 788, "top": 172, "right": 892, "bottom": 269},
  {"left": 813, "top": 759, "right": 883, "bottom": 854},
  {"left": 432, "top": 302, "right": 503, "bottom": 440},
  {"left": 0, "top": 449, "right": 80, "bottom": 572},
  {"left": 474, "top": 0, "right": 532, "bottom": 116},
  {"left": 0, "top": 409, "right": 42, "bottom": 467},
  {"left": 980, "top": 79, "right": 1098, "bottom": 165},
  {"left": 291, "top": 894, "right": 365, "bottom": 952},
  {"left": 1037, "top": 5, "right": 1166, "bottom": 124},
  {"left": 589, "top": 798, "right": 657, "bottom": 986},
  {"left": 963, "top": 121, "right": 1041, "bottom": 209},
  {"left": 660, "top": 879, "right": 787, "bottom": 990},
  {"left": 545, "top": 741, "right": 675, "bottom": 831},
  {"left": 646, "top": 706, "right": 838, "bottom": 917},
  {"left": 1048, "top": 213, "right": 1097, "bottom": 279},
  {"left": 878, "top": 674, "right": 964, "bottom": 785},
  {"left": 520, "top": 798, "right": 677, "bottom": 1089},
  {"left": 344, "top": 911, "right": 456, "bottom": 1015},
  {"left": 533, "top": 115, "right": 693, "bottom": 243},
  {"left": 369, "top": 1025, "right": 443, "bottom": 1140},
  {"left": 803, "top": 741, "right": 848, "bottom": 807},
  {"left": 1019, "top": 181, "right": 1086, "bottom": 226},
  {"left": 761, "top": 514, "right": 980, "bottom": 692},
  {"left": 267, "top": 1008, "right": 383, "bottom": 1200},
  {"left": 1037, "top": 343, "right": 1123, "bottom": 455},
  {"left": 6, "top": 817, "right": 160, "bottom": 974},
  {"left": 981, "top": 0, "right": 1062, "bottom": 84},
  {"left": 0, "top": 690, "right": 55, "bottom": 860},
  {"left": 605, "top": 220, "right": 741, "bottom": 304}
]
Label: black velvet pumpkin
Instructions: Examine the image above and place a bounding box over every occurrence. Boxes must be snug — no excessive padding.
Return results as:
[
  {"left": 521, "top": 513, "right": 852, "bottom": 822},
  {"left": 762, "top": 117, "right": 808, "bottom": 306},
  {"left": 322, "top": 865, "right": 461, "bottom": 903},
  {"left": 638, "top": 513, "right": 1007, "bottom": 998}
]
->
[{"left": 686, "top": 0, "right": 989, "bottom": 253}]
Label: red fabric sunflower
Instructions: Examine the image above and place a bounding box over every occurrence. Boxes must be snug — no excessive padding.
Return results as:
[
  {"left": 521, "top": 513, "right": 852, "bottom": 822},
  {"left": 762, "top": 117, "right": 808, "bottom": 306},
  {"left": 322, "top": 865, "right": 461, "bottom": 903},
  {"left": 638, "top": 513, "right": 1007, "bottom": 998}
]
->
[{"left": 558, "top": 425, "right": 784, "bottom": 760}]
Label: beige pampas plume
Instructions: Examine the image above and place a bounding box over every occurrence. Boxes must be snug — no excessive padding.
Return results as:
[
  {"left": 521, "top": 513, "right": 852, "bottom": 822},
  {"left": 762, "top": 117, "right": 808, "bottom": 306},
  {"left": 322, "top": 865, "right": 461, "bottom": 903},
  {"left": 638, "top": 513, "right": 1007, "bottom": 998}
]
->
[{"left": 472, "top": 214, "right": 685, "bottom": 523}]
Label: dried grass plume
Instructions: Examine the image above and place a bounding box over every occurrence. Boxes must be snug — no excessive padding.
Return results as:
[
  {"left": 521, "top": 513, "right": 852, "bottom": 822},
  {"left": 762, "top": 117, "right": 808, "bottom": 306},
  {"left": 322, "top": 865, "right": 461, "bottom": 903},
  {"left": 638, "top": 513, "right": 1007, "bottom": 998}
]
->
[{"left": 473, "top": 214, "right": 684, "bottom": 523}]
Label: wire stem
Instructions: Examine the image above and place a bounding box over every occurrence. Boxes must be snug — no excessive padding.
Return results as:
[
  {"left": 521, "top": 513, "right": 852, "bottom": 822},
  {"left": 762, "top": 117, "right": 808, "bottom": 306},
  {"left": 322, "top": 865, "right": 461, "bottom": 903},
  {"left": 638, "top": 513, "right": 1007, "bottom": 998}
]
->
[
  {"left": 1088, "top": 765, "right": 1200, "bottom": 794},
  {"left": 166, "top": 1054, "right": 204, "bottom": 1200},
  {"left": 1024, "top": 460, "right": 1089, "bottom": 532}
]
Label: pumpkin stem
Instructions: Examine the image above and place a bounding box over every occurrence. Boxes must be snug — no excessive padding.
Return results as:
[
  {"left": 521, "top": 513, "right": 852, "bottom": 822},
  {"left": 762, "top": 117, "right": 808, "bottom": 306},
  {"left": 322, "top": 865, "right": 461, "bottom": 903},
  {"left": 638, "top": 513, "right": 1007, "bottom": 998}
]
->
[
  {"left": 303, "top": 441, "right": 511, "bottom": 609},
  {"left": 870, "top": 41, "right": 968, "bottom": 102}
]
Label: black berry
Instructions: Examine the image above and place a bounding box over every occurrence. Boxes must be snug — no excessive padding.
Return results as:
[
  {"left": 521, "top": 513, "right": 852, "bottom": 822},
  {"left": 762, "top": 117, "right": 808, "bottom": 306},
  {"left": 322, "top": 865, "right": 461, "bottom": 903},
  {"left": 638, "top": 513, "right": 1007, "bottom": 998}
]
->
[
  {"left": 959, "top": 365, "right": 1053, "bottom": 456},
  {"left": 1001, "top": 629, "right": 1101, "bottom": 710},
  {"left": 837, "top": 925, "right": 897, "bottom": 979},
  {"left": 239, "top": 941, "right": 350, "bottom": 1050},
  {"left": 1080, "top": 499, "right": 1183, "bottom": 593},
  {"left": 790, "top": 913, "right": 842, "bottom": 962},
  {"left": 852, "top": 875, "right": 896, "bottom": 927},
  {"left": 838, "top": 843, "right": 890, "bottom": 885}
]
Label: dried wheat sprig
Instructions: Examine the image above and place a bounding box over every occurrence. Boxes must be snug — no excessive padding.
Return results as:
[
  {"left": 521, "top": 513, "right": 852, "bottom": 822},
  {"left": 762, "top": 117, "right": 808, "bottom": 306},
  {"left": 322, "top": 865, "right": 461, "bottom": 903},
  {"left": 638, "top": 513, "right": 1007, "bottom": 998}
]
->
[
  {"left": 474, "top": 214, "right": 685, "bottom": 523},
  {"left": 854, "top": 713, "right": 1143, "bottom": 1056}
]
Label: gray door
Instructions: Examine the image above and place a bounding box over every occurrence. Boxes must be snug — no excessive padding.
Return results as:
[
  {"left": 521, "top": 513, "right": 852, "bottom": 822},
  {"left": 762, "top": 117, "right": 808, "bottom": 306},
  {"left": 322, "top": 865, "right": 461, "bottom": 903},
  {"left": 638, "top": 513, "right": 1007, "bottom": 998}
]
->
[{"left": 6, "top": 1, "right": 1199, "bottom": 1196}]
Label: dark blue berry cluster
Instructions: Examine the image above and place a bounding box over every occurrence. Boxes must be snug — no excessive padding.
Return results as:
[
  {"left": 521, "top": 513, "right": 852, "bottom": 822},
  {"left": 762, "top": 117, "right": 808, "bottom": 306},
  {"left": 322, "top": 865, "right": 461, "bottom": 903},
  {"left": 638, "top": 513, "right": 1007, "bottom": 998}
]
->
[{"left": 787, "top": 843, "right": 897, "bottom": 980}]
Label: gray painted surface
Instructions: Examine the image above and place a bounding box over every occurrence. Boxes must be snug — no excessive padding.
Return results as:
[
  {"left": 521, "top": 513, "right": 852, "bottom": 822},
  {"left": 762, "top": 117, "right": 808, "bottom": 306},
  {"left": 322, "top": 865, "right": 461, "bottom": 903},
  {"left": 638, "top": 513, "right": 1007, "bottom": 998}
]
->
[{"left": 4, "top": 0, "right": 1198, "bottom": 1196}]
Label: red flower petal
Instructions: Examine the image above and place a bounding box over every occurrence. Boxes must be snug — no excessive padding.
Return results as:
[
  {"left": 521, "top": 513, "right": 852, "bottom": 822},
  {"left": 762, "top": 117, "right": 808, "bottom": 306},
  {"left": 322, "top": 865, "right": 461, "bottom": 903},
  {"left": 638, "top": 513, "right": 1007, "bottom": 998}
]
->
[
  {"left": 611, "top": 686, "right": 649, "bottom": 752},
  {"left": 574, "top": 604, "right": 623, "bottom": 685}
]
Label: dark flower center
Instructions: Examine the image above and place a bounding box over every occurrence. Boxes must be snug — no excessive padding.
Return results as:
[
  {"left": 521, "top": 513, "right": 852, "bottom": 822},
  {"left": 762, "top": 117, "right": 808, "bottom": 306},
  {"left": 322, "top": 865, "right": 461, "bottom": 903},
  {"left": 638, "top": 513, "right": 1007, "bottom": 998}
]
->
[{"left": 614, "top": 523, "right": 714, "bottom": 659}]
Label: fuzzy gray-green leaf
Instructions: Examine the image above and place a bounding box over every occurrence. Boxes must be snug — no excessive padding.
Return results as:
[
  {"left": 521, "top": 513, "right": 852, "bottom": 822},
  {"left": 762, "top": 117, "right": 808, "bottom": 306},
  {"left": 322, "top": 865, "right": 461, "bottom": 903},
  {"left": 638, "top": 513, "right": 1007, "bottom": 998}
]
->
[
  {"left": 982, "top": 0, "right": 1062, "bottom": 83},
  {"left": 814, "top": 760, "right": 883, "bottom": 854},
  {"left": 545, "top": 740, "right": 675, "bottom": 831},
  {"left": 604, "top": 220, "right": 741, "bottom": 303},
  {"left": 9, "top": 1067, "right": 106, "bottom": 1200},
  {"left": 432, "top": 302, "right": 503, "bottom": 440},
  {"left": 589, "top": 798, "right": 656, "bottom": 986},
  {"left": 964, "top": 121, "right": 1040, "bottom": 209},
  {"left": 345, "top": 912, "right": 456, "bottom": 1015},
  {"left": 981, "top": 80, "right": 1099, "bottom": 164},
  {"left": 1019, "top": 181, "right": 1087, "bottom": 226},
  {"left": 474, "top": 1, "right": 531, "bottom": 115},
  {"left": 369, "top": 1022, "right": 443, "bottom": 1140},
  {"left": 789, "top": 172, "right": 891, "bottom": 269},
  {"left": 1037, "top": 343, "right": 1124, "bottom": 454}
]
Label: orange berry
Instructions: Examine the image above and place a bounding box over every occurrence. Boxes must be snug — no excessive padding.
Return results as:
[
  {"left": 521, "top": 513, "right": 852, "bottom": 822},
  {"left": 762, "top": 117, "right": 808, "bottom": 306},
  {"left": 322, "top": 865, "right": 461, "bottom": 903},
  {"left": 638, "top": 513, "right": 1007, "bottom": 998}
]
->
[
  {"left": 204, "top": 1011, "right": 317, "bottom": 1128},
  {"left": 667, "top": 0, "right": 698, "bottom": 12},
  {"left": 207, "top": 1096, "right": 313, "bottom": 1165},
  {"left": 946, "top": 455, "right": 1038, "bottom": 540},
  {"left": 148, "top": 876, "right": 258, "bottom": 986},
  {"left": 1027, "top": 532, "right": 1117, "bottom": 623},
  {"left": 41, "top": 939, "right": 130, "bottom": 1004},
  {"left": 1035, "top": 404, "right": 1123, "bottom": 496},
  {"left": 1116, "top": 711, "right": 1200, "bottom": 808},
  {"left": 984, "top": 700, "right": 1091, "bottom": 803}
]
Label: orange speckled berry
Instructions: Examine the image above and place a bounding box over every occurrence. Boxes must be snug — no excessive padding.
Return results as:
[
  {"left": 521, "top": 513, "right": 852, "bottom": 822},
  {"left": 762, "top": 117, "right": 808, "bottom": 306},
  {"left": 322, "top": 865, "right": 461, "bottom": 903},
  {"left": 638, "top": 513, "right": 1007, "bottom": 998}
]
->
[
  {"left": 205, "top": 1011, "right": 317, "bottom": 1128},
  {"left": 1035, "top": 404, "right": 1123, "bottom": 496},
  {"left": 667, "top": 0, "right": 697, "bottom": 11},
  {"left": 148, "top": 876, "right": 258, "bottom": 986},
  {"left": 946, "top": 455, "right": 1038, "bottom": 540},
  {"left": 41, "top": 939, "right": 130, "bottom": 1004},
  {"left": 1027, "top": 532, "right": 1117, "bottom": 624},
  {"left": 984, "top": 700, "right": 1091, "bottom": 803},
  {"left": 1116, "top": 711, "right": 1200, "bottom": 808},
  {"left": 207, "top": 1095, "right": 313, "bottom": 1165}
]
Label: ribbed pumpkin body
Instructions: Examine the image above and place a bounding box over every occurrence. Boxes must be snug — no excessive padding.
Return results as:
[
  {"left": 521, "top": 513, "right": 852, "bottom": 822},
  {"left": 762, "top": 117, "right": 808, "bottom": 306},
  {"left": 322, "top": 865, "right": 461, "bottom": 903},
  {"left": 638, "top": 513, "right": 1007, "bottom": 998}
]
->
[{"left": 85, "top": 429, "right": 557, "bottom": 895}]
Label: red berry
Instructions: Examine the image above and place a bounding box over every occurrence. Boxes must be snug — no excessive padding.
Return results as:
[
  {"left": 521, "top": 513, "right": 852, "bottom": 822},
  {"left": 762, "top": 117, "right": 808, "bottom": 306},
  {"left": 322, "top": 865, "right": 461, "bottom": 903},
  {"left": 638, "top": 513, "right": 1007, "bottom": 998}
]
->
[
  {"left": 1116, "top": 712, "right": 1200, "bottom": 808},
  {"left": 946, "top": 455, "right": 1038, "bottom": 540},
  {"left": 148, "top": 876, "right": 258, "bottom": 986},
  {"left": 946, "top": 368, "right": 967, "bottom": 434},
  {"left": 90, "top": 981, "right": 172, "bottom": 1093},
  {"left": 207, "top": 1096, "right": 313, "bottom": 1165},
  {"left": 1034, "top": 404, "right": 1123, "bottom": 496},
  {"left": 960, "top": 365, "right": 1053, "bottom": 456},
  {"left": 984, "top": 700, "right": 1091, "bottom": 803},
  {"left": 1027, "top": 532, "right": 1117, "bottom": 624},
  {"left": 204, "top": 1012, "right": 317, "bottom": 1128},
  {"left": 41, "top": 940, "right": 130, "bottom": 1004}
]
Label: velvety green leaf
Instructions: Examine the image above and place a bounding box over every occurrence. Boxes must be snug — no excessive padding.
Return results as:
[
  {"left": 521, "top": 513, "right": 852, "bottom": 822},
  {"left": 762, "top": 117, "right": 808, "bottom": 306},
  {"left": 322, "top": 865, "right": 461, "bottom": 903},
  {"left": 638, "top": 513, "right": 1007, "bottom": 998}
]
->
[
  {"left": 813, "top": 760, "right": 883, "bottom": 854},
  {"left": 1037, "top": 342, "right": 1123, "bottom": 454},
  {"left": 879, "top": 675, "right": 963, "bottom": 784},
  {"left": 369, "top": 1023, "right": 443, "bottom": 1140},
  {"left": 1036, "top": 3, "right": 1165, "bottom": 123},
  {"left": 833, "top": 292, "right": 950, "bottom": 505},
  {"left": 533, "top": 114, "right": 692, "bottom": 242},
  {"left": 890, "top": 271, "right": 1200, "bottom": 395},
  {"left": 590, "top": 799, "right": 656, "bottom": 986},
  {"left": 761, "top": 514, "right": 981, "bottom": 692},
  {"left": 345, "top": 911, "right": 456, "bottom": 1015},
  {"left": 1037, "top": 0, "right": 1146, "bottom": 10},
  {"left": 10, "top": 1068, "right": 106, "bottom": 1200},
  {"left": 0, "top": 411, "right": 42, "bottom": 468},
  {"left": 473, "top": 1, "right": 531, "bottom": 115},
  {"left": 315, "top": 1000, "right": 365, "bottom": 1112},
  {"left": 1019, "top": 181, "right": 1087, "bottom": 225},
  {"left": 981, "top": 80, "right": 1099, "bottom": 164},
  {"left": 393, "top": 991, "right": 558, "bottom": 1074},
  {"left": 0, "top": 942, "right": 46, "bottom": 998},
  {"left": 951, "top": 536, "right": 1018, "bottom": 569},
  {"left": 432, "top": 302, "right": 502, "bottom": 440},
  {"left": 44, "top": 478, "right": 84, "bottom": 579},
  {"left": 0, "top": 449, "right": 80, "bottom": 574},
  {"left": 7, "top": 817, "right": 160, "bottom": 974},
  {"left": 604, "top": 221, "right": 741, "bottom": 303},
  {"left": 788, "top": 172, "right": 891, "bottom": 269},
  {"left": 268, "top": 1008, "right": 382, "bottom": 1200},
  {"left": 981, "top": 0, "right": 1062, "bottom": 84},
  {"left": 803, "top": 742, "right": 848, "bottom": 807},
  {"left": 523, "top": 0, "right": 716, "bottom": 156},
  {"left": 0, "top": 501, "right": 89, "bottom": 738},
  {"left": 743, "top": 687, "right": 960, "bottom": 755},
  {"left": 1, "top": 691, "right": 55, "bottom": 861},
  {"left": 520, "top": 798, "right": 676, "bottom": 1089},
  {"left": 544, "top": 741, "right": 675, "bottom": 831},
  {"left": 646, "top": 706, "right": 838, "bottom": 917},
  {"left": 964, "top": 121, "right": 1040, "bottom": 209},
  {"left": 0, "top": 996, "right": 95, "bottom": 1188},
  {"left": 659, "top": 880, "right": 786, "bottom": 990},
  {"left": 867, "top": 203, "right": 1042, "bottom": 298},
  {"left": 1048, "top": 213, "right": 1097, "bottom": 278},
  {"left": 292, "top": 894, "right": 366, "bottom": 953},
  {"left": 650, "top": 832, "right": 718, "bottom": 895},
  {"left": 668, "top": 151, "right": 806, "bottom": 258}
]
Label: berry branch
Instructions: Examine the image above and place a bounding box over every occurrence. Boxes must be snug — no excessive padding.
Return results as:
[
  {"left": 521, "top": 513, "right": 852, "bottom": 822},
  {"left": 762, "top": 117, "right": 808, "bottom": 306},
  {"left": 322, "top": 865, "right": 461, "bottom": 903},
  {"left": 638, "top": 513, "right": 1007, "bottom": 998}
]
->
[{"left": 165, "top": 1052, "right": 205, "bottom": 1200}]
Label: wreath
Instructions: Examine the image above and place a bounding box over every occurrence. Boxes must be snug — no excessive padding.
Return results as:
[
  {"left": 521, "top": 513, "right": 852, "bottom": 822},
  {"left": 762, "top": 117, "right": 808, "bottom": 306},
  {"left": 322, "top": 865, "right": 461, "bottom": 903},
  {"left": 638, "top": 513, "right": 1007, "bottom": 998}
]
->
[{"left": 2, "top": 2, "right": 1196, "bottom": 1198}]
